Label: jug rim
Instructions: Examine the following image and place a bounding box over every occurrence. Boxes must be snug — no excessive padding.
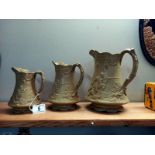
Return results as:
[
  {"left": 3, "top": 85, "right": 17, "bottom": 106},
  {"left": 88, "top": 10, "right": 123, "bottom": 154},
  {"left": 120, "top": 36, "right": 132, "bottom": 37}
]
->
[
  {"left": 12, "top": 67, "right": 36, "bottom": 74},
  {"left": 90, "top": 50, "right": 122, "bottom": 56},
  {"left": 97, "top": 52, "right": 121, "bottom": 55},
  {"left": 52, "top": 61, "right": 74, "bottom": 67}
]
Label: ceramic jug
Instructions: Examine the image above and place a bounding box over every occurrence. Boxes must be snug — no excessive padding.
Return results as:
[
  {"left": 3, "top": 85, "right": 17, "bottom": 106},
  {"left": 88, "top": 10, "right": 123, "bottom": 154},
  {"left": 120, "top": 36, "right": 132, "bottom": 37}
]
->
[
  {"left": 86, "top": 49, "right": 139, "bottom": 113},
  {"left": 48, "top": 61, "right": 84, "bottom": 111},
  {"left": 8, "top": 67, "right": 44, "bottom": 114}
]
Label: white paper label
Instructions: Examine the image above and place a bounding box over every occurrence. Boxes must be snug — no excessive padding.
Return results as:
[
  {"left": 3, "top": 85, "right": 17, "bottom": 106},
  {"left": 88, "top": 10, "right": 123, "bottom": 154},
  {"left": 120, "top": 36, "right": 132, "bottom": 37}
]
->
[{"left": 31, "top": 103, "right": 46, "bottom": 114}]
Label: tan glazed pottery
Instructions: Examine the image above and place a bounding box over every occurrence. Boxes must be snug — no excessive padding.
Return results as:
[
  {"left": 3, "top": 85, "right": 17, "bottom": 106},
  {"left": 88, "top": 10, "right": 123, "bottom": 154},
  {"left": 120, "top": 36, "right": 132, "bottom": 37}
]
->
[
  {"left": 48, "top": 61, "right": 84, "bottom": 111},
  {"left": 8, "top": 67, "right": 44, "bottom": 114},
  {"left": 86, "top": 49, "right": 139, "bottom": 113}
]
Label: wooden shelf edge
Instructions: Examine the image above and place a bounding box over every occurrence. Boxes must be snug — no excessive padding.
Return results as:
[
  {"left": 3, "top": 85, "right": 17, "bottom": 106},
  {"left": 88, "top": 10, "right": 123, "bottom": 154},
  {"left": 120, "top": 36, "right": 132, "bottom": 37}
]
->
[{"left": 1, "top": 120, "right": 155, "bottom": 128}]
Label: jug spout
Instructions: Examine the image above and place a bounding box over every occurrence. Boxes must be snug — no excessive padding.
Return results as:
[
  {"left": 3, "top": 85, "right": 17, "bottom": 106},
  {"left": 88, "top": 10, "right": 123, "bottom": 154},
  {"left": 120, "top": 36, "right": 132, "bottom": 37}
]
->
[
  {"left": 52, "top": 61, "right": 56, "bottom": 67},
  {"left": 11, "top": 67, "right": 17, "bottom": 73},
  {"left": 89, "top": 50, "right": 99, "bottom": 58},
  {"left": 52, "top": 61, "right": 67, "bottom": 67}
]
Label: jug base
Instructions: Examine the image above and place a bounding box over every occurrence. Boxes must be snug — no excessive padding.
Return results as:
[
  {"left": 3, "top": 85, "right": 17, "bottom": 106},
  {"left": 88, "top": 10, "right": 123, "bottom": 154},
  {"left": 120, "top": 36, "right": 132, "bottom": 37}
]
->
[
  {"left": 11, "top": 108, "right": 31, "bottom": 114},
  {"left": 88, "top": 103, "right": 124, "bottom": 113},
  {"left": 50, "top": 103, "right": 79, "bottom": 111}
]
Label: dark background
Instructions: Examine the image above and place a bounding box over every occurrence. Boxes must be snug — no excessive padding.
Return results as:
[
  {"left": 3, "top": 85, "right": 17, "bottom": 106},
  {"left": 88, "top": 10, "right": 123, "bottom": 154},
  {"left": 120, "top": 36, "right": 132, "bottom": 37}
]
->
[{"left": 1, "top": 127, "right": 155, "bottom": 135}]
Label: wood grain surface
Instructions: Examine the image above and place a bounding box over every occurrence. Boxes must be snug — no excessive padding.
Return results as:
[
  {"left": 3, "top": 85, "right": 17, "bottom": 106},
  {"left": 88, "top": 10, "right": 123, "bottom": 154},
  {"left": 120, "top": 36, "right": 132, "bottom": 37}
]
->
[{"left": 0, "top": 102, "right": 155, "bottom": 127}]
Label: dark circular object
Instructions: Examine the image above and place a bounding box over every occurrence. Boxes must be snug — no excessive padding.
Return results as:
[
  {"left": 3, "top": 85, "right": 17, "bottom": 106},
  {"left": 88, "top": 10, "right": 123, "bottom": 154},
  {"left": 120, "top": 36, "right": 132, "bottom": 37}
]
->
[
  {"left": 139, "top": 19, "right": 155, "bottom": 66},
  {"left": 17, "top": 128, "right": 31, "bottom": 135}
]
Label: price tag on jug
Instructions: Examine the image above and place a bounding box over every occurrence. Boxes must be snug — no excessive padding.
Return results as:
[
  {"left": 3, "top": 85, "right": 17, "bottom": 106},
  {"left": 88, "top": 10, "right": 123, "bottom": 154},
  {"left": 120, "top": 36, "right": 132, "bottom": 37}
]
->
[{"left": 31, "top": 103, "right": 46, "bottom": 114}]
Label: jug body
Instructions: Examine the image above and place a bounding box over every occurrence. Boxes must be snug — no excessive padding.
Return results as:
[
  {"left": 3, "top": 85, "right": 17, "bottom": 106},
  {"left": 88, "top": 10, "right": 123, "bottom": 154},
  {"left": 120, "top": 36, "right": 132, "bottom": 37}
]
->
[
  {"left": 8, "top": 67, "right": 44, "bottom": 114},
  {"left": 48, "top": 62, "right": 84, "bottom": 111},
  {"left": 86, "top": 49, "right": 138, "bottom": 112}
]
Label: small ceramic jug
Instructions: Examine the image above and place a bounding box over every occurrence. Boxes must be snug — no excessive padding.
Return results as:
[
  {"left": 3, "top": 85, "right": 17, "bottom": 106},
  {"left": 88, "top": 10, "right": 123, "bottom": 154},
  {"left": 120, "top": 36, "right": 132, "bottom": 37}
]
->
[
  {"left": 86, "top": 49, "right": 139, "bottom": 113},
  {"left": 48, "top": 61, "right": 84, "bottom": 111},
  {"left": 8, "top": 67, "right": 44, "bottom": 114}
]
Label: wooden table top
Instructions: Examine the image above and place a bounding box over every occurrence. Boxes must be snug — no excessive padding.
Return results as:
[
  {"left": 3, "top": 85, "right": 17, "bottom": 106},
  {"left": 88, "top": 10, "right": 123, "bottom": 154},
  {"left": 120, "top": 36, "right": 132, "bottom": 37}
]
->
[{"left": 0, "top": 102, "right": 155, "bottom": 127}]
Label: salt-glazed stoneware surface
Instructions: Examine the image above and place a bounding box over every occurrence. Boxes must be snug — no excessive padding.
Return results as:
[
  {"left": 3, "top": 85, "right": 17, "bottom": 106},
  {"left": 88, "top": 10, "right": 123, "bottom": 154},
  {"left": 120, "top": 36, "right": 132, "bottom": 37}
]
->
[
  {"left": 86, "top": 49, "right": 139, "bottom": 113},
  {"left": 48, "top": 61, "right": 84, "bottom": 111},
  {"left": 8, "top": 67, "right": 44, "bottom": 114}
]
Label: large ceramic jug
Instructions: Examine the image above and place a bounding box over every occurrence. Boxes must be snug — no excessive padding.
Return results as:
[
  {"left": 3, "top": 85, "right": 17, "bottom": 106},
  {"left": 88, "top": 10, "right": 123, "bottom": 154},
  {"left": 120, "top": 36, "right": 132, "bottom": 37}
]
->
[
  {"left": 48, "top": 61, "right": 84, "bottom": 111},
  {"left": 8, "top": 67, "right": 44, "bottom": 114},
  {"left": 86, "top": 49, "right": 139, "bottom": 113}
]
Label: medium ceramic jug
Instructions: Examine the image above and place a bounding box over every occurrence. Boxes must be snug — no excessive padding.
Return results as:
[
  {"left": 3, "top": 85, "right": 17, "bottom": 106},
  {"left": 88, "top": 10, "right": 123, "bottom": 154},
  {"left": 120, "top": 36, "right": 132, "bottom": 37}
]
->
[
  {"left": 86, "top": 49, "right": 139, "bottom": 113},
  {"left": 8, "top": 67, "right": 44, "bottom": 114},
  {"left": 48, "top": 61, "right": 84, "bottom": 111}
]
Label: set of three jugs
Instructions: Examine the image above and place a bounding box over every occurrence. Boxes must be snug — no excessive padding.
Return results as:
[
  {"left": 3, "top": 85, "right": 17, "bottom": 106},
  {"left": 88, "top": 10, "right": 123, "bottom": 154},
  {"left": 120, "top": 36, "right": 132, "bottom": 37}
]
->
[{"left": 8, "top": 48, "right": 139, "bottom": 113}]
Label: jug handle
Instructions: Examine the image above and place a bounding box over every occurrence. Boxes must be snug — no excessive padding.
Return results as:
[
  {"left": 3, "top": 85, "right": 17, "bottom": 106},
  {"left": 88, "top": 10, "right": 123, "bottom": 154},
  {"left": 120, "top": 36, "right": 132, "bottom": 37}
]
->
[
  {"left": 72, "top": 63, "right": 84, "bottom": 94},
  {"left": 120, "top": 49, "right": 139, "bottom": 94},
  {"left": 34, "top": 72, "right": 44, "bottom": 94}
]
